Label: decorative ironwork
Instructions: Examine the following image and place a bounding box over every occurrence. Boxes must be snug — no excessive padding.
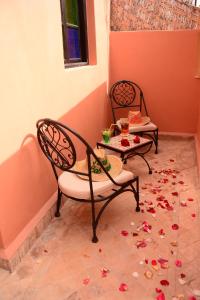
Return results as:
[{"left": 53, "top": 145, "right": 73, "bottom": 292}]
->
[
  {"left": 36, "top": 118, "right": 140, "bottom": 243},
  {"left": 112, "top": 81, "right": 136, "bottom": 106},
  {"left": 109, "top": 80, "right": 159, "bottom": 154},
  {"left": 37, "top": 120, "right": 76, "bottom": 171}
]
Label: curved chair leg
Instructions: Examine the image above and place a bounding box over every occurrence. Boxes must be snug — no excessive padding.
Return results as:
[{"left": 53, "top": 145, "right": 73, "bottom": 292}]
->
[
  {"left": 131, "top": 177, "right": 140, "bottom": 212},
  {"left": 55, "top": 188, "right": 62, "bottom": 217},
  {"left": 154, "top": 129, "right": 159, "bottom": 154},
  {"left": 91, "top": 201, "right": 98, "bottom": 243}
]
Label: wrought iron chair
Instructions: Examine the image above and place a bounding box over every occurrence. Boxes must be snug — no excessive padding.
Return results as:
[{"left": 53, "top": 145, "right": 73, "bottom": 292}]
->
[
  {"left": 36, "top": 118, "right": 140, "bottom": 243},
  {"left": 110, "top": 80, "right": 159, "bottom": 154}
]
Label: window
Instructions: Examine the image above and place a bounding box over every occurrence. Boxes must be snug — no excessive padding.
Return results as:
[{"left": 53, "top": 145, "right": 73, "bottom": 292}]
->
[
  {"left": 192, "top": 0, "right": 200, "bottom": 6},
  {"left": 60, "top": 0, "right": 88, "bottom": 67}
]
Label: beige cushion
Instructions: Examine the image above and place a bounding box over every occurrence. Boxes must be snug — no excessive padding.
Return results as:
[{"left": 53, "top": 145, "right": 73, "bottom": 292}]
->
[
  {"left": 58, "top": 169, "right": 134, "bottom": 199},
  {"left": 117, "top": 120, "right": 157, "bottom": 133}
]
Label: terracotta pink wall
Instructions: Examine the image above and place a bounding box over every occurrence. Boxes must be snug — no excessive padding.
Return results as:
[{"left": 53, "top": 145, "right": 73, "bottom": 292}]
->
[
  {"left": 0, "top": 82, "right": 111, "bottom": 256},
  {"left": 110, "top": 30, "right": 200, "bottom": 133}
]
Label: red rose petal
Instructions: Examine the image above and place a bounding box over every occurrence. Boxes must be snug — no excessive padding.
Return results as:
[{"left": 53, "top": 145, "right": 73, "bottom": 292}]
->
[
  {"left": 152, "top": 259, "right": 157, "bottom": 266},
  {"left": 83, "top": 278, "right": 90, "bottom": 285},
  {"left": 180, "top": 273, "right": 186, "bottom": 278},
  {"left": 155, "top": 288, "right": 162, "bottom": 293},
  {"left": 188, "top": 198, "right": 194, "bottom": 202},
  {"left": 119, "top": 283, "right": 128, "bottom": 292},
  {"left": 160, "top": 279, "right": 169, "bottom": 286},
  {"left": 98, "top": 248, "right": 102, "bottom": 253},
  {"left": 170, "top": 159, "right": 175, "bottom": 162},
  {"left": 147, "top": 207, "right": 156, "bottom": 214},
  {"left": 191, "top": 213, "right": 196, "bottom": 218},
  {"left": 172, "top": 224, "right": 179, "bottom": 230},
  {"left": 188, "top": 297, "right": 197, "bottom": 300},
  {"left": 121, "top": 230, "right": 128, "bottom": 236},
  {"left": 172, "top": 192, "right": 178, "bottom": 196},
  {"left": 175, "top": 259, "right": 182, "bottom": 267},
  {"left": 145, "top": 258, "right": 149, "bottom": 264},
  {"left": 178, "top": 181, "right": 184, "bottom": 184},
  {"left": 156, "top": 292, "right": 165, "bottom": 300}
]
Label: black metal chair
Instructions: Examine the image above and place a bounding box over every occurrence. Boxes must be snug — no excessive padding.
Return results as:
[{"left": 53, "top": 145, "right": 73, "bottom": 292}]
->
[
  {"left": 110, "top": 80, "right": 159, "bottom": 154},
  {"left": 36, "top": 118, "right": 140, "bottom": 243}
]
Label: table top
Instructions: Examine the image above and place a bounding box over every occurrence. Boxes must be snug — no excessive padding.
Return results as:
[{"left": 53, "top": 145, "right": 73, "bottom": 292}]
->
[{"left": 97, "top": 135, "right": 152, "bottom": 154}]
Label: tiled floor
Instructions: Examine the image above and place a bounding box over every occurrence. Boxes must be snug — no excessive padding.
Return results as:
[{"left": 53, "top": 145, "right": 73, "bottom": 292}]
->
[{"left": 0, "top": 136, "right": 200, "bottom": 300}]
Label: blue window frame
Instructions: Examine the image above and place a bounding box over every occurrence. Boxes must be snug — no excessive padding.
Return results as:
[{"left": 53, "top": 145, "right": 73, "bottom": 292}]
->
[{"left": 60, "top": 0, "right": 88, "bottom": 67}]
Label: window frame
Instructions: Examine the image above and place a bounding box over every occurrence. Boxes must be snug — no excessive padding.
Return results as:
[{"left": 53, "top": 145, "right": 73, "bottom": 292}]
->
[{"left": 60, "top": 0, "right": 89, "bottom": 68}]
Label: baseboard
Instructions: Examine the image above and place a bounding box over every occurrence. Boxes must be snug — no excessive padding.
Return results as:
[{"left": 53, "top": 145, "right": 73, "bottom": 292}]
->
[
  {"left": 194, "top": 134, "right": 200, "bottom": 177},
  {"left": 159, "top": 131, "right": 195, "bottom": 137},
  {"left": 0, "top": 191, "right": 60, "bottom": 272}
]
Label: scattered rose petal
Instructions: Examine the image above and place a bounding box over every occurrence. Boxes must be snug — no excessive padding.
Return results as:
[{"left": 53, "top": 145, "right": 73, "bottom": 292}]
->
[
  {"left": 172, "top": 294, "right": 185, "bottom": 300},
  {"left": 132, "top": 232, "right": 139, "bottom": 237},
  {"left": 98, "top": 248, "right": 102, "bottom": 253},
  {"left": 121, "top": 230, "right": 128, "bottom": 236},
  {"left": 180, "top": 201, "right": 187, "bottom": 207},
  {"left": 171, "top": 241, "right": 178, "bottom": 247},
  {"left": 172, "top": 224, "right": 179, "bottom": 230},
  {"left": 147, "top": 207, "right": 156, "bottom": 214},
  {"left": 193, "top": 290, "right": 200, "bottom": 296},
  {"left": 156, "top": 288, "right": 162, "bottom": 293},
  {"left": 156, "top": 292, "right": 165, "bottom": 300},
  {"left": 158, "top": 229, "right": 165, "bottom": 238},
  {"left": 132, "top": 272, "right": 139, "bottom": 278},
  {"left": 83, "top": 278, "right": 90, "bottom": 285},
  {"left": 119, "top": 283, "right": 128, "bottom": 292},
  {"left": 172, "top": 192, "right": 179, "bottom": 196},
  {"left": 101, "top": 268, "right": 110, "bottom": 278},
  {"left": 136, "top": 240, "right": 147, "bottom": 248},
  {"left": 175, "top": 260, "right": 182, "bottom": 267},
  {"left": 144, "top": 270, "right": 153, "bottom": 279},
  {"left": 188, "top": 198, "right": 194, "bottom": 202},
  {"left": 180, "top": 273, "right": 186, "bottom": 278},
  {"left": 191, "top": 213, "right": 196, "bottom": 218},
  {"left": 152, "top": 259, "right": 157, "bottom": 266},
  {"left": 145, "top": 258, "right": 149, "bottom": 264},
  {"left": 178, "top": 278, "right": 186, "bottom": 285},
  {"left": 188, "top": 297, "right": 197, "bottom": 300},
  {"left": 170, "top": 159, "right": 175, "bottom": 162},
  {"left": 158, "top": 258, "right": 168, "bottom": 269},
  {"left": 160, "top": 279, "right": 169, "bottom": 286},
  {"left": 178, "top": 181, "right": 184, "bottom": 184}
]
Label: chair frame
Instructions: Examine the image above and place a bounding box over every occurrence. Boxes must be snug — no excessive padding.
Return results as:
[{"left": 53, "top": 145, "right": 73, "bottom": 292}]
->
[
  {"left": 37, "top": 118, "right": 140, "bottom": 243},
  {"left": 110, "top": 80, "right": 158, "bottom": 154}
]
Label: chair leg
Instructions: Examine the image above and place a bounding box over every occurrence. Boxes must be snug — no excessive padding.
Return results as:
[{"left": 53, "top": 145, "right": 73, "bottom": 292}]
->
[
  {"left": 131, "top": 177, "right": 140, "bottom": 212},
  {"left": 91, "top": 201, "right": 98, "bottom": 243},
  {"left": 55, "top": 187, "right": 62, "bottom": 217},
  {"left": 154, "top": 129, "right": 159, "bottom": 154}
]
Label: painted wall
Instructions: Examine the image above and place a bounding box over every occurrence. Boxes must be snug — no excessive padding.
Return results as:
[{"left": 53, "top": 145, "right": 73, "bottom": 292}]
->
[
  {"left": 110, "top": 30, "right": 200, "bottom": 133},
  {"left": 0, "top": 0, "right": 110, "bottom": 257}
]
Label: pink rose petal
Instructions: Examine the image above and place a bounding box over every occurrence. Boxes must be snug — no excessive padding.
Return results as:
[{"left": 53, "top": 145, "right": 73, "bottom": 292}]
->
[
  {"left": 119, "top": 283, "right": 128, "bottom": 292},
  {"left": 83, "top": 278, "right": 90, "bottom": 285},
  {"left": 157, "top": 292, "right": 165, "bottom": 300},
  {"left": 175, "top": 260, "right": 182, "bottom": 267},
  {"left": 172, "top": 224, "right": 179, "bottom": 230},
  {"left": 160, "top": 279, "right": 169, "bottom": 286},
  {"left": 121, "top": 230, "right": 128, "bottom": 236}
]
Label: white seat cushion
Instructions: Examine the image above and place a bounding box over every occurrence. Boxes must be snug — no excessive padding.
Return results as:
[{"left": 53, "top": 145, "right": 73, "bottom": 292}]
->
[
  {"left": 117, "top": 120, "right": 157, "bottom": 133},
  {"left": 58, "top": 169, "right": 134, "bottom": 199}
]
